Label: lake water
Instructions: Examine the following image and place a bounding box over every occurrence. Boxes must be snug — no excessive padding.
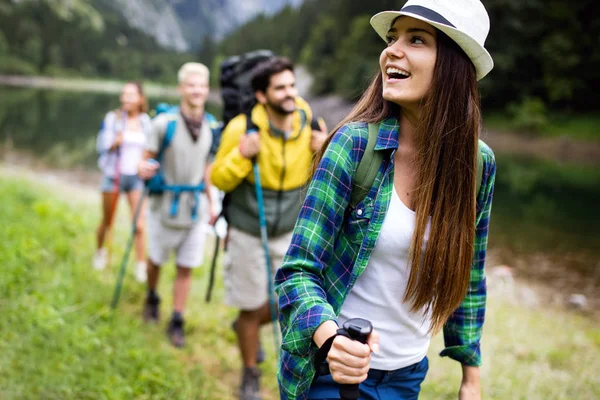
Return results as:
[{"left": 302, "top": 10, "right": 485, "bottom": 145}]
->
[{"left": 1, "top": 86, "right": 598, "bottom": 286}]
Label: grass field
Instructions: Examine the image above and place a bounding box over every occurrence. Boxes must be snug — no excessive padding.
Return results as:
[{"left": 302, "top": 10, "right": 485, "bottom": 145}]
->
[{"left": 0, "top": 171, "right": 598, "bottom": 399}]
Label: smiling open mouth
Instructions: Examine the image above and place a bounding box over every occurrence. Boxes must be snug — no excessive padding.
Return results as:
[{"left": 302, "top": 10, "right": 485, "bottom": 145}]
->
[{"left": 386, "top": 67, "right": 410, "bottom": 79}]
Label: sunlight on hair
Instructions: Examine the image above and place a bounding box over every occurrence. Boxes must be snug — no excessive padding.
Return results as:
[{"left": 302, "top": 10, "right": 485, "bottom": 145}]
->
[{"left": 177, "top": 62, "right": 209, "bottom": 84}]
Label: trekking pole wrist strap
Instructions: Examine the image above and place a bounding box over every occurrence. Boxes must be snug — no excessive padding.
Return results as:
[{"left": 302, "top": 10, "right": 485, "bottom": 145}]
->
[{"left": 313, "top": 328, "right": 353, "bottom": 377}]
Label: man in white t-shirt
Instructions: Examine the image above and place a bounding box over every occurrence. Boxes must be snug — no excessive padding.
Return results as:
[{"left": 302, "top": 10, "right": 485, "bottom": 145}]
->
[{"left": 138, "top": 63, "right": 218, "bottom": 347}]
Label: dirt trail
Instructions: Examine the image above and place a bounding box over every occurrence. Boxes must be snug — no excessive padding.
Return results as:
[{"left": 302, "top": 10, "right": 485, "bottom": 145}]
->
[{"left": 0, "top": 154, "right": 99, "bottom": 204}]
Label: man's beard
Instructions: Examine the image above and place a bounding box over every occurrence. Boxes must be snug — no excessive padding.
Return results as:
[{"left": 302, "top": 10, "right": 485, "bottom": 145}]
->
[{"left": 267, "top": 97, "right": 296, "bottom": 115}]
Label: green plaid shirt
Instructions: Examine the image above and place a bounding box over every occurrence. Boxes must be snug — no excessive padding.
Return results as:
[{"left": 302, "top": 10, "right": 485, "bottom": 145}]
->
[{"left": 274, "top": 118, "right": 496, "bottom": 399}]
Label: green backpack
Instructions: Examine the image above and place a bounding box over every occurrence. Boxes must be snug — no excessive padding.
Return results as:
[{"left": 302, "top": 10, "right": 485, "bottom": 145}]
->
[{"left": 349, "top": 123, "right": 483, "bottom": 208}]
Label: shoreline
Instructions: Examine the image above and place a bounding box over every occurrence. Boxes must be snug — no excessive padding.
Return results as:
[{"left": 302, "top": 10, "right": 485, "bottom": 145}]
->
[
  {"left": 2, "top": 74, "right": 599, "bottom": 165},
  {"left": 0, "top": 75, "right": 177, "bottom": 97},
  {"left": 0, "top": 75, "right": 222, "bottom": 103}
]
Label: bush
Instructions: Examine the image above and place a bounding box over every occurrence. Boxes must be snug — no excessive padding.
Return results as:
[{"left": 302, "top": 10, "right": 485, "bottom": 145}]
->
[
  {"left": 0, "top": 55, "right": 38, "bottom": 75},
  {"left": 507, "top": 96, "right": 548, "bottom": 133}
]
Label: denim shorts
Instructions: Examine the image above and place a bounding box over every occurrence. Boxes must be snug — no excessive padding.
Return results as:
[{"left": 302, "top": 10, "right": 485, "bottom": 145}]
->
[
  {"left": 100, "top": 174, "right": 144, "bottom": 193},
  {"left": 308, "top": 356, "right": 429, "bottom": 400}
]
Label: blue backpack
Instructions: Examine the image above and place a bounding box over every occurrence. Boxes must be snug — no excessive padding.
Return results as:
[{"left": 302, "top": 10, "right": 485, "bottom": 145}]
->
[{"left": 145, "top": 103, "right": 222, "bottom": 221}]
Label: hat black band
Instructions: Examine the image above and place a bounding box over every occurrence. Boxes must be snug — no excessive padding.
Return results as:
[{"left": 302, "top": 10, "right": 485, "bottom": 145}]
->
[{"left": 400, "top": 5, "right": 456, "bottom": 28}]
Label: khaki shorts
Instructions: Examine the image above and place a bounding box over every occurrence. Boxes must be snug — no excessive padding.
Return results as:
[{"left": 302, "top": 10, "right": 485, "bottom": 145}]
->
[
  {"left": 224, "top": 227, "right": 293, "bottom": 311},
  {"left": 147, "top": 211, "right": 207, "bottom": 268}
]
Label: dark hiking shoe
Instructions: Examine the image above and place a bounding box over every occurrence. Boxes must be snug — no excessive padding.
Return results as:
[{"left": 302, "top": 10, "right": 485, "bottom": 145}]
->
[
  {"left": 142, "top": 293, "right": 160, "bottom": 323},
  {"left": 167, "top": 318, "right": 185, "bottom": 348},
  {"left": 240, "top": 367, "right": 261, "bottom": 400},
  {"left": 232, "top": 319, "right": 265, "bottom": 364}
]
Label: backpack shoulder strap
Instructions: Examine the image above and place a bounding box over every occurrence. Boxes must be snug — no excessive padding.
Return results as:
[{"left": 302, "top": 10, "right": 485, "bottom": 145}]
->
[
  {"left": 205, "top": 112, "right": 219, "bottom": 129},
  {"left": 205, "top": 112, "right": 222, "bottom": 155},
  {"left": 156, "top": 117, "right": 177, "bottom": 163},
  {"left": 350, "top": 123, "right": 384, "bottom": 208},
  {"left": 205, "top": 111, "right": 216, "bottom": 124},
  {"left": 349, "top": 129, "right": 483, "bottom": 207},
  {"left": 245, "top": 112, "right": 258, "bottom": 133},
  {"left": 310, "top": 117, "right": 320, "bottom": 131},
  {"left": 298, "top": 109, "right": 308, "bottom": 132},
  {"left": 476, "top": 140, "right": 483, "bottom": 196}
]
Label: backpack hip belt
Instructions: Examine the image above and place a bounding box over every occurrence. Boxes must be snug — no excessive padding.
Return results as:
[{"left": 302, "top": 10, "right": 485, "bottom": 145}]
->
[
  {"left": 146, "top": 109, "right": 211, "bottom": 221},
  {"left": 163, "top": 183, "right": 205, "bottom": 221}
]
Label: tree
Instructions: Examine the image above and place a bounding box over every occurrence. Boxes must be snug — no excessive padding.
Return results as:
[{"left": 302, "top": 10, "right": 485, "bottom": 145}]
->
[{"left": 213, "top": 0, "right": 600, "bottom": 111}]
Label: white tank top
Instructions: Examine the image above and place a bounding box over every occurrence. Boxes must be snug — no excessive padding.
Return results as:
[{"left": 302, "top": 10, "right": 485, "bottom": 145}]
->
[
  {"left": 98, "top": 112, "right": 149, "bottom": 177},
  {"left": 118, "top": 128, "right": 146, "bottom": 175},
  {"left": 338, "top": 186, "right": 432, "bottom": 371}
]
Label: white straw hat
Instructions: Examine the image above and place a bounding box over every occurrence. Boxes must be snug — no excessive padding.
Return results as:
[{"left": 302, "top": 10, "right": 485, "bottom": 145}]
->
[{"left": 370, "top": 0, "right": 494, "bottom": 80}]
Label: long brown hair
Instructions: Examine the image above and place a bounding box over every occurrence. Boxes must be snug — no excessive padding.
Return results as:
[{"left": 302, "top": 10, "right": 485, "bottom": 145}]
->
[
  {"left": 122, "top": 81, "right": 148, "bottom": 114},
  {"left": 314, "top": 31, "right": 481, "bottom": 334}
]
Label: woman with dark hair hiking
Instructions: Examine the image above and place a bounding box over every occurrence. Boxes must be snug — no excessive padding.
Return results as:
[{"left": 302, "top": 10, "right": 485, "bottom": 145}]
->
[
  {"left": 94, "top": 82, "right": 151, "bottom": 283},
  {"left": 275, "top": 0, "right": 496, "bottom": 399}
]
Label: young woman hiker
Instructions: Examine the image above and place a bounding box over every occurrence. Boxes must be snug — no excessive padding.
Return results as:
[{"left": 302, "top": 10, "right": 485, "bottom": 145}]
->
[
  {"left": 275, "top": 0, "right": 497, "bottom": 399},
  {"left": 94, "top": 82, "right": 151, "bottom": 283}
]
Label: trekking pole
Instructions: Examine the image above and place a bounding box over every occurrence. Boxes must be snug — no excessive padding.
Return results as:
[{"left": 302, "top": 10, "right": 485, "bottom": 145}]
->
[
  {"left": 249, "top": 134, "right": 281, "bottom": 359},
  {"left": 205, "top": 221, "right": 221, "bottom": 303},
  {"left": 338, "top": 318, "right": 373, "bottom": 400},
  {"left": 110, "top": 186, "right": 148, "bottom": 310}
]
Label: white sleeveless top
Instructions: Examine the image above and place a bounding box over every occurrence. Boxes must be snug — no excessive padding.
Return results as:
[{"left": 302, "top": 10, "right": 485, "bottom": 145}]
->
[
  {"left": 97, "top": 112, "right": 150, "bottom": 176},
  {"left": 338, "top": 186, "right": 432, "bottom": 371},
  {"left": 119, "top": 128, "right": 146, "bottom": 175}
]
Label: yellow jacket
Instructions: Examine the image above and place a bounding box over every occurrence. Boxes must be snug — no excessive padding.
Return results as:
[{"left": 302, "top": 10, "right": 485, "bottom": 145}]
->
[{"left": 210, "top": 97, "right": 315, "bottom": 236}]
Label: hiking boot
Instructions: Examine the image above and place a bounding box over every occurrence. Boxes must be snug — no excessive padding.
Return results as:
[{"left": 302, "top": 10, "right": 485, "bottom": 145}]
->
[
  {"left": 232, "top": 319, "right": 265, "bottom": 364},
  {"left": 167, "top": 317, "right": 185, "bottom": 348},
  {"left": 93, "top": 248, "right": 107, "bottom": 270},
  {"left": 240, "top": 367, "right": 261, "bottom": 400},
  {"left": 135, "top": 261, "right": 147, "bottom": 283},
  {"left": 142, "top": 293, "right": 160, "bottom": 323}
]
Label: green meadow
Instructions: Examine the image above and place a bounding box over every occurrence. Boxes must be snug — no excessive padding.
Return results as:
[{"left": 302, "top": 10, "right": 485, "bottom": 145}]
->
[{"left": 0, "top": 171, "right": 598, "bottom": 399}]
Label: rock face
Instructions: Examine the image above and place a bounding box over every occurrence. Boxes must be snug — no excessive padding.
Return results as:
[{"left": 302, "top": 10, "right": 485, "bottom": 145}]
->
[
  {"left": 203, "top": 0, "right": 304, "bottom": 39},
  {"left": 105, "top": 0, "right": 303, "bottom": 51},
  {"left": 108, "top": 0, "right": 189, "bottom": 52}
]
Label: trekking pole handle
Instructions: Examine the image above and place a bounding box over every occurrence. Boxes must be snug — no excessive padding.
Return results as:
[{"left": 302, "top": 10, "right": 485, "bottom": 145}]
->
[
  {"left": 245, "top": 128, "right": 260, "bottom": 164},
  {"left": 310, "top": 116, "right": 324, "bottom": 131},
  {"left": 339, "top": 318, "right": 373, "bottom": 400}
]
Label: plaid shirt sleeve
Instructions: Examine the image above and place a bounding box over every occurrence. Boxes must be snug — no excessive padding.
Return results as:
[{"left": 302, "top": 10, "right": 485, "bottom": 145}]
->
[
  {"left": 440, "top": 142, "right": 496, "bottom": 366},
  {"left": 275, "top": 124, "right": 361, "bottom": 356}
]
